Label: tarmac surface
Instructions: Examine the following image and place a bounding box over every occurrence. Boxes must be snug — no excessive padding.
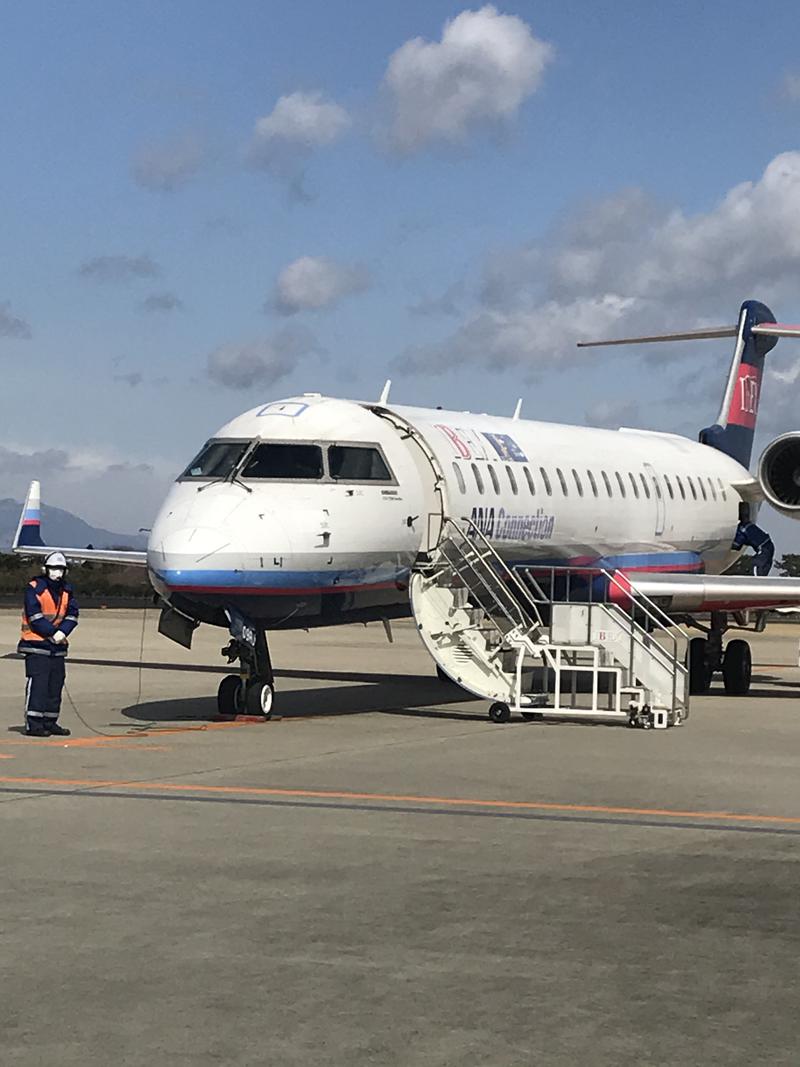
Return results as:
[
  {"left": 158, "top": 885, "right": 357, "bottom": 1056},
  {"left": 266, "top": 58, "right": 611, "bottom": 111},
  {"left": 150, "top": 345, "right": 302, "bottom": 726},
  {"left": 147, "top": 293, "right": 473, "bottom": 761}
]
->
[{"left": 1, "top": 607, "right": 799, "bottom": 1066}]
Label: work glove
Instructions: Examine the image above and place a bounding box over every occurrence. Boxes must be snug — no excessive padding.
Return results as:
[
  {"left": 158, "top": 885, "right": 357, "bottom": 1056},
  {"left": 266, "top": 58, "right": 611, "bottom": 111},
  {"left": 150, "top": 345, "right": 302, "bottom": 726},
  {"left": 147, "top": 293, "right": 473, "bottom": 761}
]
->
[{"left": 52, "top": 630, "right": 66, "bottom": 644}]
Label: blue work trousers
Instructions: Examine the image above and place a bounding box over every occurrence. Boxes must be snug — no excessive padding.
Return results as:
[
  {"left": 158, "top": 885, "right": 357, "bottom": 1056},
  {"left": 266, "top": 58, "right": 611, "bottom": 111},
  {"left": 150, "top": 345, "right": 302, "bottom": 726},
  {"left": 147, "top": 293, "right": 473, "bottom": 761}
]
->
[
  {"left": 753, "top": 541, "right": 775, "bottom": 577},
  {"left": 25, "top": 655, "right": 66, "bottom": 729}
]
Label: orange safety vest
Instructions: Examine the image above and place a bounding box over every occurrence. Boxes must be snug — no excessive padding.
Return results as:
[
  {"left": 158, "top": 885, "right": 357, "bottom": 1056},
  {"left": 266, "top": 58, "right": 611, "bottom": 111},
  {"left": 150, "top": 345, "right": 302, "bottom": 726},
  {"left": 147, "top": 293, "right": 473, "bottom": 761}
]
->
[{"left": 20, "top": 582, "right": 69, "bottom": 643}]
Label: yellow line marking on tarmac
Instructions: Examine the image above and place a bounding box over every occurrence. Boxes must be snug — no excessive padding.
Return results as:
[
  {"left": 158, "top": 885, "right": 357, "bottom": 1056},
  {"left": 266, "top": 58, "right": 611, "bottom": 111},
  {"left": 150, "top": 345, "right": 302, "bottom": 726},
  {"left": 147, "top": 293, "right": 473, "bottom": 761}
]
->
[{"left": 0, "top": 776, "right": 798, "bottom": 826}]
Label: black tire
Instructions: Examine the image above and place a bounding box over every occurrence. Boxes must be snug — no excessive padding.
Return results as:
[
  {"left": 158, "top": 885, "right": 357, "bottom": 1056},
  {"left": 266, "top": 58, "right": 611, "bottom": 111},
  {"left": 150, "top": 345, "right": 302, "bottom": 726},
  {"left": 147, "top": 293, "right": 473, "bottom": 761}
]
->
[
  {"left": 246, "top": 680, "right": 275, "bottom": 718},
  {"left": 688, "top": 637, "right": 711, "bottom": 695},
  {"left": 488, "top": 702, "right": 511, "bottom": 723},
  {"left": 722, "top": 640, "right": 752, "bottom": 696},
  {"left": 217, "top": 675, "right": 243, "bottom": 716}
]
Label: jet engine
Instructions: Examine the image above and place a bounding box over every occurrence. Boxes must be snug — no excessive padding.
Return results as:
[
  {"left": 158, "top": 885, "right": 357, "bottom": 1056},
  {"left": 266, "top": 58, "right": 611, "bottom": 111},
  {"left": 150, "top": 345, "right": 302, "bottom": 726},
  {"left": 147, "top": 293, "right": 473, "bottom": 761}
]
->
[{"left": 758, "top": 432, "right": 800, "bottom": 515}]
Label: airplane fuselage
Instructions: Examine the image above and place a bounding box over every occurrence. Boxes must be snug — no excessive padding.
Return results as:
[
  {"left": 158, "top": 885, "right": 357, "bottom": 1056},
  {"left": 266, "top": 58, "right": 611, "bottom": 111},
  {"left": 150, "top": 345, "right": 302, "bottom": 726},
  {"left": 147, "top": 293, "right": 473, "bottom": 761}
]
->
[{"left": 145, "top": 394, "right": 751, "bottom": 629}]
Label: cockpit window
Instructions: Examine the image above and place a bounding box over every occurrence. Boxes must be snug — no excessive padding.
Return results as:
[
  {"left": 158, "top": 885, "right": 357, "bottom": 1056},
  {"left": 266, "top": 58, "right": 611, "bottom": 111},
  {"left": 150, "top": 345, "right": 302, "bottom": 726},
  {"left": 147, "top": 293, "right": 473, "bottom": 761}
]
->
[
  {"left": 182, "top": 440, "right": 249, "bottom": 479},
  {"left": 328, "top": 445, "right": 392, "bottom": 482},
  {"left": 241, "top": 443, "right": 323, "bottom": 480}
]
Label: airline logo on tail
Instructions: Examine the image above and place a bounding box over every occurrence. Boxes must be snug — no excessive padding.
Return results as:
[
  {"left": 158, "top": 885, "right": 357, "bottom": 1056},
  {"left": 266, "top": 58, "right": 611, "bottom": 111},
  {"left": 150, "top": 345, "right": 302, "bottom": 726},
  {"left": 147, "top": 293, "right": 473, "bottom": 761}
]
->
[{"left": 729, "top": 365, "right": 761, "bottom": 429}]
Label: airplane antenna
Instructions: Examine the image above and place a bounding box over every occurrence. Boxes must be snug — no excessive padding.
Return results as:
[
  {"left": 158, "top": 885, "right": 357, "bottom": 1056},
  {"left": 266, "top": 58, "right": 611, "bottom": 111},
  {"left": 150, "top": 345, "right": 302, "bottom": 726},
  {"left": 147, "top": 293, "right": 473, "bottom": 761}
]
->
[
  {"left": 512, "top": 398, "right": 523, "bottom": 420},
  {"left": 378, "top": 379, "right": 392, "bottom": 405}
]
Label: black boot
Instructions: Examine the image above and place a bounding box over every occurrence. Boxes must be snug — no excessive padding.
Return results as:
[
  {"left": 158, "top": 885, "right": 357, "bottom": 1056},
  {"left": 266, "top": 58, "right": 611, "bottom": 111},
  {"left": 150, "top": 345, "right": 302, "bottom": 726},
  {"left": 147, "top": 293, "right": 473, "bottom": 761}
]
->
[
  {"left": 48, "top": 722, "right": 71, "bottom": 737},
  {"left": 26, "top": 722, "right": 50, "bottom": 737}
]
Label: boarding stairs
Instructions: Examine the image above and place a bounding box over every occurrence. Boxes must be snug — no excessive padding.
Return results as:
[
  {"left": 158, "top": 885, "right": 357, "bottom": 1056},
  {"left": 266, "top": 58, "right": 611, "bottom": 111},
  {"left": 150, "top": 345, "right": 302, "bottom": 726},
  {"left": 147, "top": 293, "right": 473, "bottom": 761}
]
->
[{"left": 410, "top": 518, "right": 689, "bottom": 727}]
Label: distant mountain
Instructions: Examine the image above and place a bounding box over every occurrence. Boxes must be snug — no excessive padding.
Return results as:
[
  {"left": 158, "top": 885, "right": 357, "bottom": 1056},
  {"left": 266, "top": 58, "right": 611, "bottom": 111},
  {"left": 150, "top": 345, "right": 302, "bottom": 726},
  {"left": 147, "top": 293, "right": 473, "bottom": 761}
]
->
[{"left": 0, "top": 498, "right": 148, "bottom": 552}]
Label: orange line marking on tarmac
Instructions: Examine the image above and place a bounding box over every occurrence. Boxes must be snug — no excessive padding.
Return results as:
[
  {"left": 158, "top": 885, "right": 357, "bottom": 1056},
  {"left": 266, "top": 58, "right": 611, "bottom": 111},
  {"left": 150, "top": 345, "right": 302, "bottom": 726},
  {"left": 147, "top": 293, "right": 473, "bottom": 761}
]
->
[
  {"left": 0, "top": 775, "right": 798, "bottom": 826},
  {"left": 1, "top": 739, "right": 170, "bottom": 751}
]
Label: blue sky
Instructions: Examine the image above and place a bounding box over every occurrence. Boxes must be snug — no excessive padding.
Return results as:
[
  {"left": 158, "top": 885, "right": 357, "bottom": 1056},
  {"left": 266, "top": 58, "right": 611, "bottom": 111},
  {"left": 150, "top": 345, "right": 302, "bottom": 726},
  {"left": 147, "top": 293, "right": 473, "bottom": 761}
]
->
[{"left": 2, "top": 1, "right": 800, "bottom": 543}]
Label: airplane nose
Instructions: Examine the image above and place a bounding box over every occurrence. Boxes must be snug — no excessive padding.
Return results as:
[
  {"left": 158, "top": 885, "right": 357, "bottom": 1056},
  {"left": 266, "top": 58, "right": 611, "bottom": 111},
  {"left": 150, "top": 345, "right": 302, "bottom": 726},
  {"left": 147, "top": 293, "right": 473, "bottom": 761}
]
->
[{"left": 147, "top": 514, "right": 294, "bottom": 593}]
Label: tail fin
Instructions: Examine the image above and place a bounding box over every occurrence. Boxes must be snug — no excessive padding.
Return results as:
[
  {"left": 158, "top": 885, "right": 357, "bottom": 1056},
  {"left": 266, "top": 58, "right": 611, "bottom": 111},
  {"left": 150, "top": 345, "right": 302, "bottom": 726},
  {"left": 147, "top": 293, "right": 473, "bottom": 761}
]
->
[
  {"left": 13, "top": 480, "right": 45, "bottom": 549},
  {"left": 698, "top": 300, "right": 777, "bottom": 468}
]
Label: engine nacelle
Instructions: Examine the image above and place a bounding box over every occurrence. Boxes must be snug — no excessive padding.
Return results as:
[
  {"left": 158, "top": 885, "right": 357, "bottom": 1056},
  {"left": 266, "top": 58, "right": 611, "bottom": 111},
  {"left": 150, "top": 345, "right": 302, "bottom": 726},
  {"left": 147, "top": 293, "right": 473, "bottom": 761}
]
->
[{"left": 758, "top": 432, "right": 800, "bottom": 516}]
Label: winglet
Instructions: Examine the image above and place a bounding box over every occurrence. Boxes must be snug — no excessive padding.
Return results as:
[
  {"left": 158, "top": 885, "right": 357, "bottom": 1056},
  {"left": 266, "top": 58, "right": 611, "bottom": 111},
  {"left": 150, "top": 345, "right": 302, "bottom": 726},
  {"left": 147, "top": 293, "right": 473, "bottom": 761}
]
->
[{"left": 13, "top": 481, "right": 45, "bottom": 550}]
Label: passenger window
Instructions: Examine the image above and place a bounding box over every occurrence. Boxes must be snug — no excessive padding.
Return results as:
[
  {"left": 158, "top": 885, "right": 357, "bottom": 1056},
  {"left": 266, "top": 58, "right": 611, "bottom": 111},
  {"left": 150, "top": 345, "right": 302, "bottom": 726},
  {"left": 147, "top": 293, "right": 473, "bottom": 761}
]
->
[
  {"left": 242, "top": 443, "right": 323, "bottom": 480},
  {"left": 698, "top": 478, "right": 707, "bottom": 501},
  {"left": 506, "top": 466, "right": 518, "bottom": 495},
  {"left": 708, "top": 477, "right": 717, "bottom": 501},
  {"left": 488, "top": 465, "right": 500, "bottom": 494},
  {"left": 472, "top": 463, "right": 484, "bottom": 494},
  {"left": 639, "top": 473, "right": 651, "bottom": 499},
  {"left": 663, "top": 474, "right": 674, "bottom": 500},
  {"left": 523, "top": 466, "right": 536, "bottom": 495},
  {"left": 328, "top": 445, "right": 392, "bottom": 481},
  {"left": 615, "top": 471, "right": 626, "bottom": 498},
  {"left": 572, "top": 469, "right": 584, "bottom": 497},
  {"left": 182, "top": 440, "right": 249, "bottom": 479},
  {"left": 687, "top": 476, "right": 697, "bottom": 501},
  {"left": 676, "top": 475, "right": 686, "bottom": 500},
  {"left": 601, "top": 471, "right": 613, "bottom": 496},
  {"left": 717, "top": 478, "right": 727, "bottom": 501},
  {"left": 540, "top": 467, "right": 552, "bottom": 495},
  {"left": 628, "top": 472, "right": 640, "bottom": 499},
  {"left": 453, "top": 463, "right": 466, "bottom": 494},
  {"left": 652, "top": 475, "right": 662, "bottom": 500},
  {"left": 556, "top": 468, "right": 568, "bottom": 495},
  {"left": 587, "top": 470, "right": 598, "bottom": 497}
]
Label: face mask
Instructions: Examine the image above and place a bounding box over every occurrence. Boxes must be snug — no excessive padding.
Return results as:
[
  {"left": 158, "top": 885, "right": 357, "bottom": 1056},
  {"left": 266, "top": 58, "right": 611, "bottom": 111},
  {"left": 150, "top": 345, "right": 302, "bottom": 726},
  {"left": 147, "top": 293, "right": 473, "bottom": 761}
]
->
[{"left": 47, "top": 569, "right": 65, "bottom": 581}]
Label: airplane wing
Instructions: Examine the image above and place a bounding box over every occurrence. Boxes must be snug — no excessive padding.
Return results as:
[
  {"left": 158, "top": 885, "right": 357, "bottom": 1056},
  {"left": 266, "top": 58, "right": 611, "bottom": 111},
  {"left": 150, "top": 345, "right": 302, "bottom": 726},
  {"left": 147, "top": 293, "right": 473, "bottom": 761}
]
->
[
  {"left": 615, "top": 572, "right": 800, "bottom": 613},
  {"left": 12, "top": 481, "right": 148, "bottom": 567}
]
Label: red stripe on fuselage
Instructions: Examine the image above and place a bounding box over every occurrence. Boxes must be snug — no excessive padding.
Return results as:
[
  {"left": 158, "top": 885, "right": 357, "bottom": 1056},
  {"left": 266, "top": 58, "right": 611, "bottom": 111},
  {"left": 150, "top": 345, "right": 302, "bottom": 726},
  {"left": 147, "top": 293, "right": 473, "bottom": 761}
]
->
[{"left": 166, "top": 580, "right": 403, "bottom": 596}]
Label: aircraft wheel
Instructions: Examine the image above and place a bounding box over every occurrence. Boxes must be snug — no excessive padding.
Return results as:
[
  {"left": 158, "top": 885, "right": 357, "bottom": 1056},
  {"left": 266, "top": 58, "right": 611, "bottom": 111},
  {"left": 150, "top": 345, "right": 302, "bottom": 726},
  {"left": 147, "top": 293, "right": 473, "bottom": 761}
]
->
[
  {"left": 688, "top": 637, "right": 712, "bottom": 695},
  {"left": 246, "top": 680, "right": 275, "bottom": 718},
  {"left": 488, "top": 702, "right": 511, "bottom": 723},
  {"left": 218, "top": 675, "right": 244, "bottom": 716},
  {"left": 722, "top": 640, "right": 752, "bottom": 696}
]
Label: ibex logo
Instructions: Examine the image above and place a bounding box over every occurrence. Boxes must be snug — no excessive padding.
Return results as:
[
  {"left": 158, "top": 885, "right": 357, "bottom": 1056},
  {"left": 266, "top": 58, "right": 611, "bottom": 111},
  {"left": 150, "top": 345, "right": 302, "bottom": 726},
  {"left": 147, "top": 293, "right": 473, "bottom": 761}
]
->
[
  {"left": 739, "top": 374, "right": 759, "bottom": 415},
  {"left": 729, "top": 365, "right": 762, "bottom": 429}
]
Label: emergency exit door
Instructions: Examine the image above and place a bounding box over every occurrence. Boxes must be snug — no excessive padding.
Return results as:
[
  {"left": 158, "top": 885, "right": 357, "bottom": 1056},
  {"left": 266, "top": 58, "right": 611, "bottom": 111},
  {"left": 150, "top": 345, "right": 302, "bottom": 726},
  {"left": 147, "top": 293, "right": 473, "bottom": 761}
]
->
[{"left": 643, "top": 463, "right": 665, "bottom": 536}]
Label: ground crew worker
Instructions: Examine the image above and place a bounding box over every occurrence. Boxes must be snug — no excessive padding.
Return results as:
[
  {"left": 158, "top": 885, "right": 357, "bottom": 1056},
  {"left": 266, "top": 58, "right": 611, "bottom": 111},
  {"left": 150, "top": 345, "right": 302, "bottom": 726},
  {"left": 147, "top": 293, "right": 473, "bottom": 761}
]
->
[
  {"left": 731, "top": 503, "right": 775, "bottom": 577},
  {"left": 17, "top": 551, "right": 79, "bottom": 736}
]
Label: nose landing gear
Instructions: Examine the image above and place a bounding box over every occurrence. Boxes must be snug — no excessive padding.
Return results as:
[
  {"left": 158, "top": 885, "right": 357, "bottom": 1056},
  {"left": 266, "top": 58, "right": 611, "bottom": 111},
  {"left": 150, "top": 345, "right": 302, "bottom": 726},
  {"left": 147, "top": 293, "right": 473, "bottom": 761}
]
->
[{"left": 217, "top": 612, "right": 275, "bottom": 719}]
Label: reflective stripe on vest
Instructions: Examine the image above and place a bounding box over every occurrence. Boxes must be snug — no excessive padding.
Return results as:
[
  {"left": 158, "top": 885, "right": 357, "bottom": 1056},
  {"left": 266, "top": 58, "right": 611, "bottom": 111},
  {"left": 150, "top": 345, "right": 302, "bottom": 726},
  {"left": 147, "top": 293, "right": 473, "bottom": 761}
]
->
[{"left": 20, "top": 584, "right": 69, "bottom": 643}]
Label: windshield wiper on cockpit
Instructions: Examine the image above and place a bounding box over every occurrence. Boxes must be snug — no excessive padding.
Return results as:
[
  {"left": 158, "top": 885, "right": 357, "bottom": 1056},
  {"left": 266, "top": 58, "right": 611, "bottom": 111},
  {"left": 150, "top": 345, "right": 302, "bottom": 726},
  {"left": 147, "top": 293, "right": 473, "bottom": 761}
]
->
[{"left": 197, "top": 442, "right": 256, "bottom": 493}]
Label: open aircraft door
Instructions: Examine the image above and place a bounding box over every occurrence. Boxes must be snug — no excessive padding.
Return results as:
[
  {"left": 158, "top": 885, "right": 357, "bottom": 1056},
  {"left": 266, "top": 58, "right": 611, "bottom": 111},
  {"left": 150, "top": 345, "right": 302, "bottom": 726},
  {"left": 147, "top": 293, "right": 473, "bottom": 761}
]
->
[
  {"left": 643, "top": 462, "right": 666, "bottom": 537},
  {"left": 370, "top": 407, "right": 445, "bottom": 553}
]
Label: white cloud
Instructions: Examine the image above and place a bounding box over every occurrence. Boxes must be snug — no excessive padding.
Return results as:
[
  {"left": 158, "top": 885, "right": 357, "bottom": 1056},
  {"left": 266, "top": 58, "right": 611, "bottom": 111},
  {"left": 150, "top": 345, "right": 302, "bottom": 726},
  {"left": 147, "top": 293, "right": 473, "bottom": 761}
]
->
[
  {"left": 247, "top": 91, "right": 349, "bottom": 167},
  {"left": 207, "top": 327, "right": 318, "bottom": 390},
  {"left": 585, "top": 397, "right": 642, "bottom": 429},
  {"left": 272, "top": 256, "right": 370, "bottom": 315},
  {"left": 132, "top": 130, "right": 209, "bottom": 192},
  {"left": 79, "top": 254, "right": 160, "bottom": 284},
  {"left": 780, "top": 72, "right": 800, "bottom": 102},
  {"left": 0, "top": 301, "right": 31, "bottom": 339},
  {"left": 382, "top": 5, "right": 553, "bottom": 154},
  {"left": 397, "top": 153, "right": 800, "bottom": 376},
  {"left": 0, "top": 444, "right": 173, "bottom": 531}
]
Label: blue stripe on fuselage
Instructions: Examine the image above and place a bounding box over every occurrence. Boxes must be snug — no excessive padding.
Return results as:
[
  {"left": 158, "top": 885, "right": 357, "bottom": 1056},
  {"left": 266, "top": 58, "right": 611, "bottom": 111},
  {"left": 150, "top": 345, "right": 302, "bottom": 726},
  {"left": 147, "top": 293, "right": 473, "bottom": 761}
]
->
[{"left": 156, "top": 549, "right": 704, "bottom": 596}]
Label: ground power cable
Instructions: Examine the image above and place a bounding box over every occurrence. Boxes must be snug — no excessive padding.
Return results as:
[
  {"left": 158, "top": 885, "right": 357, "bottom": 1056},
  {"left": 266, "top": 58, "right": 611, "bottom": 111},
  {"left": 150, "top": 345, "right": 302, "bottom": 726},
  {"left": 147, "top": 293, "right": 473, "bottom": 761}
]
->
[{"left": 61, "top": 603, "right": 150, "bottom": 738}]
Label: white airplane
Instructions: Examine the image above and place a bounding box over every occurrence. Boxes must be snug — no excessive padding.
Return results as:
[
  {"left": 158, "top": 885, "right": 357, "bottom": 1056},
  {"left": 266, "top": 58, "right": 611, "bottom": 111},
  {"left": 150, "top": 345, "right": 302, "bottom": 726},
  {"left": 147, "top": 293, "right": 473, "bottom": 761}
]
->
[{"left": 13, "top": 299, "right": 800, "bottom": 716}]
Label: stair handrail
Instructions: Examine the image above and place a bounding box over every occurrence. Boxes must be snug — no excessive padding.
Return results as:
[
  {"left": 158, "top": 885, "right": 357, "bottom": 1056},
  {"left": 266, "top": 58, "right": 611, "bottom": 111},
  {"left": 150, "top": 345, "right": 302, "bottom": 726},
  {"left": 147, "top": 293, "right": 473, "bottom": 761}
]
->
[{"left": 435, "top": 518, "right": 544, "bottom": 636}]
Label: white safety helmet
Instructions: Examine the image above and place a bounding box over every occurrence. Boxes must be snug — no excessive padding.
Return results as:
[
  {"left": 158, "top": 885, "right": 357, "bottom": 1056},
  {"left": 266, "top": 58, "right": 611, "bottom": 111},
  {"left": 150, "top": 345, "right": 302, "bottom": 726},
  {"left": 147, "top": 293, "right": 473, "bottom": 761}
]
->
[{"left": 44, "top": 551, "right": 68, "bottom": 579}]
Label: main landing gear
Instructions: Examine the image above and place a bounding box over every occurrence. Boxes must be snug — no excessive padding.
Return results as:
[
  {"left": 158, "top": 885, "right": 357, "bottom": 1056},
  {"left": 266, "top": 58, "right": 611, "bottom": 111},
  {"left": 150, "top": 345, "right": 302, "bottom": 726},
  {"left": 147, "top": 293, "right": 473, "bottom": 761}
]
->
[
  {"left": 217, "top": 618, "right": 275, "bottom": 719},
  {"left": 687, "top": 612, "right": 753, "bottom": 697}
]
